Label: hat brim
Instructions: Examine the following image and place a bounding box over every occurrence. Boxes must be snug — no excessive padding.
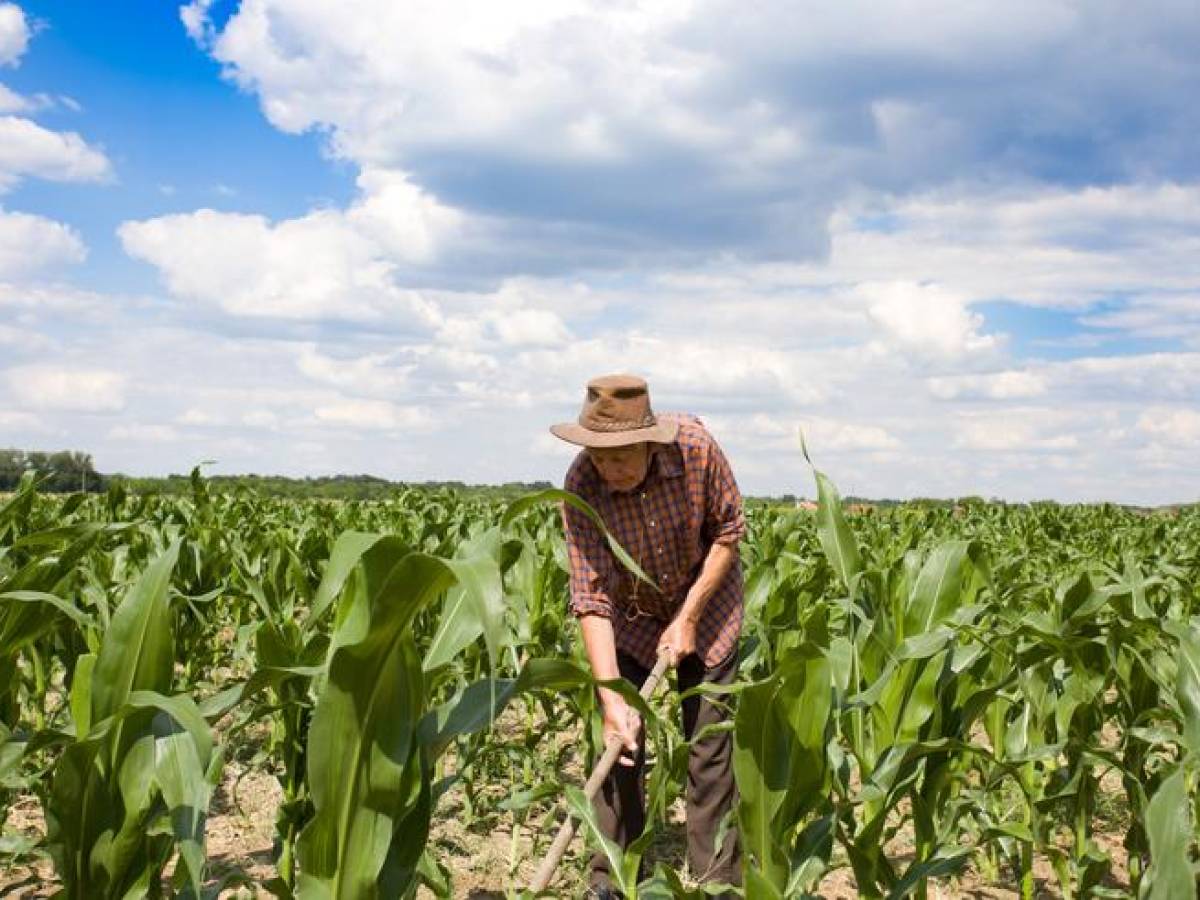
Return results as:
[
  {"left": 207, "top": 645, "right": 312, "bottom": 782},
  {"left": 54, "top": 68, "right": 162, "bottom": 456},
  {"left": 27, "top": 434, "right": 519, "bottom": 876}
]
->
[{"left": 550, "top": 419, "right": 679, "bottom": 448}]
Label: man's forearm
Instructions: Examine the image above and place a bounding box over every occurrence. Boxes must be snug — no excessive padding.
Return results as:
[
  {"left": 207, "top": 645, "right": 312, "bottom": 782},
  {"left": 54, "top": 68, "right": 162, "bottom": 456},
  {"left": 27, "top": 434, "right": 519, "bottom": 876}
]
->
[
  {"left": 579, "top": 613, "right": 623, "bottom": 706},
  {"left": 678, "top": 541, "right": 738, "bottom": 623}
]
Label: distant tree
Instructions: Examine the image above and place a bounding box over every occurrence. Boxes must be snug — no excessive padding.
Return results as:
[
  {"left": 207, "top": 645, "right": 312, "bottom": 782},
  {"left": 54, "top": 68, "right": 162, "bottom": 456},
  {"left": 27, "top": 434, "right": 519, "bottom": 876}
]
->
[{"left": 0, "top": 449, "right": 103, "bottom": 492}]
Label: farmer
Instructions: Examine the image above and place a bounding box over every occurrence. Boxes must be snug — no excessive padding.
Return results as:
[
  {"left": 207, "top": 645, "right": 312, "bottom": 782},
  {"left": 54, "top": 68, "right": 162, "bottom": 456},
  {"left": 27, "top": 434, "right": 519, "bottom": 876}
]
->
[{"left": 551, "top": 374, "right": 743, "bottom": 898}]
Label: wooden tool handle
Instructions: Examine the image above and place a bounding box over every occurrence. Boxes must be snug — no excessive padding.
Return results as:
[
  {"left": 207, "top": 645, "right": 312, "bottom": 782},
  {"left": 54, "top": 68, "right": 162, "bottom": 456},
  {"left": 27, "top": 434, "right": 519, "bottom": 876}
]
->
[{"left": 528, "top": 651, "right": 672, "bottom": 893}]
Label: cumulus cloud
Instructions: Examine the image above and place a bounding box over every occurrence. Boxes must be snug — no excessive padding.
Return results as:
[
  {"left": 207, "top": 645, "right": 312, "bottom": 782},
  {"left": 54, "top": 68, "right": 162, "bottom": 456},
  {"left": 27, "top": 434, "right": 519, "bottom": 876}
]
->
[
  {"left": 108, "top": 423, "right": 181, "bottom": 442},
  {"left": 119, "top": 207, "right": 442, "bottom": 323},
  {"left": 312, "top": 398, "right": 430, "bottom": 431},
  {"left": 1137, "top": 407, "right": 1200, "bottom": 447},
  {"left": 3, "top": 3, "right": 1193, "bottom": 503},
  {"left": 0, "top": 83, "right": 28, "bottom": 112},
  {"left": 953, "top": 411, "right": 1080, "bottom": 452},
  {"left": 821, "top": 183, "right": 1200, "bottom": 311},
  {"left": 0, "top": 115, "right": 112, "bottom": 190},
  {"left": 0, "top": 208, "right": 86, "bottom": 278},
  {"left": 118, "top": 170, "right": 458, "bottom": 321},
  {"left": 0, "top": 3, "right": 28, "bottom": 67},
  {"left": 295, "top": 343, "right": 413, "bottom": 396},
  {"left": 180, "top": 1, "right": 211, "bottom": 43},
  {"left": 1080, "top": 294, "right": 1200, "bottom": 345},
  {"left": 723, "top": 413, "right": 899, "bottom": 452},
  {"left": 0, "top": 408, "right": 42, "bottom": 430},
  {"left": 861, "top": 281, "right": 999, "bottom": 359},
  {"left": 5, "top": 365, "right": 127, "bottom": 412},
  {"left": 179, "top": 0, "right": 1200, "bottom": 270},
  {"left": 927, "top": 370, "right": 1047, "bottom": 400}
]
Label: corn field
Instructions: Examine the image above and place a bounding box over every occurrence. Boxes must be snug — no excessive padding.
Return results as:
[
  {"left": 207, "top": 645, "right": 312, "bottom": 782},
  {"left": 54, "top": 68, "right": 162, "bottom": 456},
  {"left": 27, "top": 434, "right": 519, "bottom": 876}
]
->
[{"left": 1, "top": 465, "right": 1198, "bottom": 899}]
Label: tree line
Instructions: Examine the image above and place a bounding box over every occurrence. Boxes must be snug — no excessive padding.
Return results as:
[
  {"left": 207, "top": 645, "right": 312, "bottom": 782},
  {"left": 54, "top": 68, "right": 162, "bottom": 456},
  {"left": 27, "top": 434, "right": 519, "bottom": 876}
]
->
[{"left": 0, "top": 449, "right": 104, "bottom": 493}]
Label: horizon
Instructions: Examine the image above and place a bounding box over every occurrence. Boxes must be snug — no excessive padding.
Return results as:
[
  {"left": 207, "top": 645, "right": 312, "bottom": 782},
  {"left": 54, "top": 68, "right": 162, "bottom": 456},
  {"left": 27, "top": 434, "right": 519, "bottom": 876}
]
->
[
  {"left": 1, "top": 2, "right": 1198, "bottom": 505},
  {"left": 8, "top": 445, "right": 1197, "bottom": 508}
]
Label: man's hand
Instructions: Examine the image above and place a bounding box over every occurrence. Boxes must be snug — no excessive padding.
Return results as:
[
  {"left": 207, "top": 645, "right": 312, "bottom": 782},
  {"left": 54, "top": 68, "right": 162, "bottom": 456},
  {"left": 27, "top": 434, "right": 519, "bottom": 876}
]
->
[
  {"left": 601, "top": 693, "right": 642, "bottom": 766},
  {"left": 657, "top": 613, "right": 697, "bottom": 667}
]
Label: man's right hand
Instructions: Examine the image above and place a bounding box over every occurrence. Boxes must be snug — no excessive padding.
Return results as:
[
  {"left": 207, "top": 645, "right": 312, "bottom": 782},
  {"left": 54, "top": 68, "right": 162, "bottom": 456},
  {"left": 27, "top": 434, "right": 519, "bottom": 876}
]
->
[{"left": 601, "top": 693, "right": 642, "bottom": 767}]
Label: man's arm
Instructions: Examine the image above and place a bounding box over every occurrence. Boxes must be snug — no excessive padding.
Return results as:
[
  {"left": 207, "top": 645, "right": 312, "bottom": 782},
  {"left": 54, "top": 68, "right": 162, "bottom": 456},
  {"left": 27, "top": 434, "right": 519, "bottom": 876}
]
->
[
  {"left": 659, "top": 428, "right": 744, "bottom": 666},
  {"left": 561, "top": 467, "right": 642, "bottom": 765},
  {"left": 579, "top": 614, "right": 641, "bottom": 766},
  {"left": 657, "top": 541, "right": 738, "bottom": 664}
]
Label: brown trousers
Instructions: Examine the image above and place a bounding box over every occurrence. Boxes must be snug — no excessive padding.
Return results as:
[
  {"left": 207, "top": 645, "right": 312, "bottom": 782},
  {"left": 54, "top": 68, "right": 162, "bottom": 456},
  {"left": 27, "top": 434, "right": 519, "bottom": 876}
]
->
[{"left": 591, "top": 647, "right": 741, "bottom": 890}]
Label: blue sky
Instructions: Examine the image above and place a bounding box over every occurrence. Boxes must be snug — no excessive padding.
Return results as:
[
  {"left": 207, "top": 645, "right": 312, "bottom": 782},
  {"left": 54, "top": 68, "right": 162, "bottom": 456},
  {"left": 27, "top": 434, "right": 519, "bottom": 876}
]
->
[{"left": 1, "top": 0, "right": 1198, "bottom": 503}]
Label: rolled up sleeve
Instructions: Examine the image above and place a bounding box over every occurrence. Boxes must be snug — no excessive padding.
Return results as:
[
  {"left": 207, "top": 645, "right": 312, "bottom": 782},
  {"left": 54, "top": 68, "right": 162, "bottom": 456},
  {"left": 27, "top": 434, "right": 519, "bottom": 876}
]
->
[
  {"left": 704, "top": 438, "right": 745, "bottom": 546},
  {"left": 561, "top": 485, "right": 616, "bottom": 619}
]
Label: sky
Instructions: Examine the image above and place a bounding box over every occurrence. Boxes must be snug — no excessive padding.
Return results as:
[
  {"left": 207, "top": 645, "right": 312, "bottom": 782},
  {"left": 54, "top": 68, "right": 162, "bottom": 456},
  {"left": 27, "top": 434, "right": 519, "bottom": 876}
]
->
[{"left": 1, "top": 0, "right": 1198, "bottom": 504}]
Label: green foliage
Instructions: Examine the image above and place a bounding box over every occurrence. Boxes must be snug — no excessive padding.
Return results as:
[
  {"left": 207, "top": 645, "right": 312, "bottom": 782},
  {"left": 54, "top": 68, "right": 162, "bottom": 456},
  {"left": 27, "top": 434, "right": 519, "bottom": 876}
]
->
[
  {"left": 0, "top": 470, "right": 1197, "bottom": 898},
  {"left": 0, "top": 449, "right": 103, "bottom": 493}
]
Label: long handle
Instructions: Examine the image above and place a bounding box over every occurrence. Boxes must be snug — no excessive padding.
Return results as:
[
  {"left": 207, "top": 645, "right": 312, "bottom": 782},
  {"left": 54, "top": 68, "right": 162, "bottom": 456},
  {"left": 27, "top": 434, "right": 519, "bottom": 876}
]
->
[{"left": 528, "top": 652, "right": 672, "bottom": 893}]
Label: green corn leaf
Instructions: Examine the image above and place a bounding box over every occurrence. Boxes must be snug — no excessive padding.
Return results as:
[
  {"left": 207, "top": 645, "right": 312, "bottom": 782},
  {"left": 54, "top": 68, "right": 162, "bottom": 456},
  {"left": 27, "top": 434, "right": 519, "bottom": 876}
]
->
[
  {"left": 1142, "top": 767, "right": 1193, "bottom": 900},
  {"left": 425, "top": 526, "right": 509, "bottom": 674},
  {"left": 902, "top": 541, "right": 980, "bottom": 640},
  {"left": 799, "top": 438, "right": 862, "bottom": 590},
  {"left": 885, "top": 846, "right": 972, "bottom": 899},
  {"left": 91, "top": 541, "right": 181, "bottom": 723},
  {"left": 564, "top": 784, "right": 638, "bottom": 898},
  {"left": 418, "top": 658, "right": 591, "bottom": 758},
  {"left": 734, "top": 645, "right": 832, "bottom": 892},
  {"left": 1166, "top": 622, "right": 1200, "bottom": 758},
  {"left": 502, "top": 488, "right": 656, "bottom": 590},
  {"left": 296, "top": 551, "right": 455, "bottom": 898}
]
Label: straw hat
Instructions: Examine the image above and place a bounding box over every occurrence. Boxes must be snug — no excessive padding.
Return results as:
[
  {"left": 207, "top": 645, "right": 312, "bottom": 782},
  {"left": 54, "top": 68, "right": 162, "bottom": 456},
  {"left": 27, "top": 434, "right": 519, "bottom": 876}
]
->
[{"left": 550, "top": 374, "right": 679, "bottom": 448}]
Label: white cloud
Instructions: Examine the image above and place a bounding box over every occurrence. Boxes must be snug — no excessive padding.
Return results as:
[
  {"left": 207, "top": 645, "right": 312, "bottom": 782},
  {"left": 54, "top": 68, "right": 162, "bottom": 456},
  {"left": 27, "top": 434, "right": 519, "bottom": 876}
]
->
[
  {"left": 1137, "top": 407, "right": 1200, "bottom": 447},
  {"left": 345, "top": 169, "right": 462, "bottom": 263},
  {"left": 491, "top": 308, "right": 570, "bottom": 346},
  {"left": 177, "top": 0, "right": 1200, "bottom": 276},
  {"left": 0, "top": 115, "right": 112, "bottom": 190},
  {"left": 0, "top": 83, "right": 28, "bottom": 112},
  {"left": 724, "top": 413, "right": 900, "bottom": 452},
  {"left": 0, "top": 409, "right": 41, "bottom": 430},
  {"left": 5, "top": 365, "right": 127, "bottom": 412},
  {"left": 240, "top": 409, "right": 280, "bottom": 429},
  {"left": 312, "top": 398, "right": 430, "bottom": 430},
  {"left": 861, "top": 281, "right": 999, "bottom": 359},
  {"left": 927, "top": 370, "right": 1047, "bottom": 400},
  {"left": 1080, "top": 294, "right": 1200, "bottom": 344},
  {"left": 119, "top": 171, "right": 457, "bottom": 321},
  {"left": 0, "top": 322, "right": 50, "bottom": 351},
  {"left": 0, "top": 3, "right": 28, "bottom": 67},
  {"left": 178, "top": 408, "right": 223, "bottom": 426},
  {"left": 0, "top": 282, "right": 108, "bottom": 314},
  {"left": 295, "top": 343, "right": 412, "bottom": 396},
  {"left": 953, "top": 411, "right": 1080, "bottom": 452},
  {"left": 179, "top": 0, "right": 217, "bottom": 47},
  {"left": 824, "top": 184, "right": 1200, "bottom": 310},
  {"left": 108, "top": 423, "right": 181, "bottom": 442},
  {"left": 0, "top": 208, "right": 86, "bottom": 278}
]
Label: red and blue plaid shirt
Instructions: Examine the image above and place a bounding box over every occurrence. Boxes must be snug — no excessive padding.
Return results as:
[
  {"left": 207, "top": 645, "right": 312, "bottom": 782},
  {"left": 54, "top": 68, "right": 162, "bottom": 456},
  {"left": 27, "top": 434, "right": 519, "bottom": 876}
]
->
[{"left": 561, "top": 415, "right": 745, "bottom": 669}]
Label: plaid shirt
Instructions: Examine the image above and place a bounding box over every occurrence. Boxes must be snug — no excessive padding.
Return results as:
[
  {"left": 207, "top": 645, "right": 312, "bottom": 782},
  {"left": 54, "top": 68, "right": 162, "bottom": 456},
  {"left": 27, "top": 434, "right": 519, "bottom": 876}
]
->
[{"left": 561, "top": 415, "right": 745, "bottom": 669}]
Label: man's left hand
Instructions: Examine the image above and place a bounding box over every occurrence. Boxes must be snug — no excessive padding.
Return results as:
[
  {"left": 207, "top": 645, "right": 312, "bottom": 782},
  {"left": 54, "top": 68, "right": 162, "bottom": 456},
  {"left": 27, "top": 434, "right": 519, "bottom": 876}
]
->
[{"left": 657, "top": 614, "right": 697, "bottom": 667}]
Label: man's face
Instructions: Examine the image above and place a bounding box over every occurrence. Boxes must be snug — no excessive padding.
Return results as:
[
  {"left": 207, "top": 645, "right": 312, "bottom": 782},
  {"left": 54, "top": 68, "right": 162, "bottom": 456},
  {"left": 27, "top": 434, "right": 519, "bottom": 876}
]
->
[{"left": 587, "top": 443, "right": 650, "bottom": 493}]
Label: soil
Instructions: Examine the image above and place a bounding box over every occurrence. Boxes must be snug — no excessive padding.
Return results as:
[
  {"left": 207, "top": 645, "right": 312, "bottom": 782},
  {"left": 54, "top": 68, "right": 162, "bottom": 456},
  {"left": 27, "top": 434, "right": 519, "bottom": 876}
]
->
[
  {"left": 0, "top": 696, "right": 1135, "bottom": 898},
  {"left": 0, "top": 741, "right": 1135, "bottom": 900}
]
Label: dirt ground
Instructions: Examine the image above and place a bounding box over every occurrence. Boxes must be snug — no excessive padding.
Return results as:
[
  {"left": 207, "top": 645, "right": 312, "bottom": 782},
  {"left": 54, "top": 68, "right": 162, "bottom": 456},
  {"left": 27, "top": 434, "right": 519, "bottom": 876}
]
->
[
  {"left": 0, "top": 700, "right": 1133, "bottom": 898},
  {"left": 0, "top": 756, "right": 1133, "bottom": 899}
]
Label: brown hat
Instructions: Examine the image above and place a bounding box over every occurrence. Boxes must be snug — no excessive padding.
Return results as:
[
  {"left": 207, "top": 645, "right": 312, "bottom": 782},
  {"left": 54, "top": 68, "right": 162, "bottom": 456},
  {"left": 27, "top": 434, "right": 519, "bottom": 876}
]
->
[{"left": 550, "top": 374, "right": 679, "bottom": 448}]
